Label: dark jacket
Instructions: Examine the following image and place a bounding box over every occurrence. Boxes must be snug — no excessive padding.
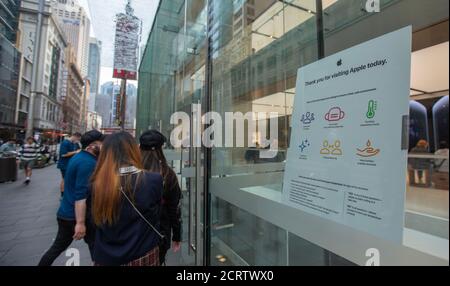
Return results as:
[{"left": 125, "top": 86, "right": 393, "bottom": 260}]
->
[
  {"left": 92, "top": 172, "right": 163, "bottom": 266},
  {"left": 159, "top": 168, "right": 182, "bottom": 259}
]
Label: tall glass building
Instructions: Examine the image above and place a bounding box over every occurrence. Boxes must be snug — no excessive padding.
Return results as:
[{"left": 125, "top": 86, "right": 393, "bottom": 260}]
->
[
  {"left": 0, "top": 0, "right": 20, "bottom": 43},
  {"left": 0, "top": 0, "right": 21, "bottom": 139},
  {"left": 137, "top": 0, "right": 449, "bottom": 266}
]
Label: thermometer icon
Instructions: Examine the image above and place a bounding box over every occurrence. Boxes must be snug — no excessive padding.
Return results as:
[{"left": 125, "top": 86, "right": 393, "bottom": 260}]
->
[{"left": 367, "top": 100, "right": 377, "bottom": 119}]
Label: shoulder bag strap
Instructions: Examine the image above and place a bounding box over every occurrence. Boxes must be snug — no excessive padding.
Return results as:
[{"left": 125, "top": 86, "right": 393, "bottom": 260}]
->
[{"left": 120, "top": 182, "right": 165, "bottom": 240}]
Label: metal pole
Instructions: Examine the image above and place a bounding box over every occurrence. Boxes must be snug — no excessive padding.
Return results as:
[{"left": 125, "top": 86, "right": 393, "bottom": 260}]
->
[
  {"left": 203, "top": 0, "right": 212, "bottom": 267},
  {"left": 27, "top": 0, "right": 45, "bottom": 138},
  {"left": 315, "top": 0, "right": 325, "bottom": 59},
  {"left": 120, "top": 79, "right": 127, "bottom": 131}
]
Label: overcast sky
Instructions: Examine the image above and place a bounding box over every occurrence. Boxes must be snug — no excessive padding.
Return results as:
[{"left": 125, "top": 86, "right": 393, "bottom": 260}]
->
[{"left": 78, "top": 0, "right": 159, "bottom": 87}]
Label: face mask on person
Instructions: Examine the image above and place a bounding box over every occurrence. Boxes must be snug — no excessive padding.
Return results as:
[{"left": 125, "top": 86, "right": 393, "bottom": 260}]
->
[{"left": 87, "top": 142, "right": 102, "bottom": 157}]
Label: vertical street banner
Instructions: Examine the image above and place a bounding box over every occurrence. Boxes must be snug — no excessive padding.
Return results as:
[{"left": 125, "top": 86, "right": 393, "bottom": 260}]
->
[
  {"left": 113, "top": 12, "right": 141, "bottom": 80},
  {"left": 283, "top": 27, "right": 412, "bottom": 243}
]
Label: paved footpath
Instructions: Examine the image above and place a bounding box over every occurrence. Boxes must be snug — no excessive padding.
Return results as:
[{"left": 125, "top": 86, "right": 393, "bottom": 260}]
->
[
  {"left": 0, "top": 164, "right": 190, "bottom": 266},
  {"left": 0, "top": 165, "right": 91, "bottom": 266}
]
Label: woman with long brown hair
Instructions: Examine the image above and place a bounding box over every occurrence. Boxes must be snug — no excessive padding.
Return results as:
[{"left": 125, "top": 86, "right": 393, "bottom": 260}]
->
[
  {"left": 90, "top": 132, "right": 164, "bottom": 266},
  {"left": 139, "top": 130, "right": 182, "bottom": 265}
]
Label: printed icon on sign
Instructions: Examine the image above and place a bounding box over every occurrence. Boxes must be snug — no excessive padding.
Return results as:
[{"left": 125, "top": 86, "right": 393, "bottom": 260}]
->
[
  {"left": 357, "top": 140, "right": 380, "bottom": 157},
  {"left": 299, "top": 140, "right": 310, "bottom": 153},
  {"left": 366, "top": 100, "right": 378, "bottom": 119},
  {"left": 301, "top": 112, "right": 315, "bottom": 125},
  {"left": 320, "top": 140, "right": 343, "bottom": 156},
  {"left": 325, "top": 107, "right": 345, "bottom": 122}
]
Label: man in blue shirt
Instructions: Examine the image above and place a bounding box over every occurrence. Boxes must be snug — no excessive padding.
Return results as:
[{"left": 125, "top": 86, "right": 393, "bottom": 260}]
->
[
  {"left": 57, "top": 133, "right": 81, "bottom": 197},
  {"left": 39, "top": 130, "right": 105, "bottom": 266}
]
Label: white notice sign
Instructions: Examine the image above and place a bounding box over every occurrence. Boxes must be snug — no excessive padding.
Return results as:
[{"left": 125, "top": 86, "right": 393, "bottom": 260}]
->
[{"left": 283, "top": 27, "right": 412, "bottom": 243}]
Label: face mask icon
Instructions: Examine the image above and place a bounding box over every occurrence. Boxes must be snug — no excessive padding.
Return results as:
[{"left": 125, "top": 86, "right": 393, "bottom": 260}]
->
[{"left": 325, "top": 107, "right": 345, "bottom": 122}]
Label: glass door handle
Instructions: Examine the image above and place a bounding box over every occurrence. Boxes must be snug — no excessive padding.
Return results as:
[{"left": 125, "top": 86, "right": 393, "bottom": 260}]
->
[{"left": 213, "top": 223, "right": 235, "bottom": 231}]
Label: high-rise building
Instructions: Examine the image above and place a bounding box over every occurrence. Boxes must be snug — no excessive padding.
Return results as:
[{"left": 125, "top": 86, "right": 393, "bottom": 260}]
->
[
  {"left": 18, "top": 0, "right": 68, "bottom": 133},
  {"left": 86, "top": 110, "right": 102, "bottom": 131},
  {"left": 97, "top": 81, "right": 115, "bottom": 128},
  {"left": 49, "top": 0, "right": 90, "bottom": 77},
  {"left": 87, "top": 37, "right": 101, "bottom": 112},
  {"left": 0, "top": 0, "right": 21, "bottom": 43},
  {"left": 97, "top": 81, "right": 136, "bottom": 129},
  {"left": 0, "top": 0, "right": 22, "bottom": 139},
  {"left": 62, "top": 44, "right": 83, "bottom": 133},
  {"left": 80, "top": 77, "right": 89, "bottom": 131},
  {"left": 125, "top": 84, "right": 137, "bottom": 129}
]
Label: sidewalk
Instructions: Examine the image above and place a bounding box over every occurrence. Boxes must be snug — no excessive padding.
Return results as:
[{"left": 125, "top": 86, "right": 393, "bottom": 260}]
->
[
  {"left": 0, "top": 164, "right": 190, "bottom": 266},
  {"left": 0, "top": 165, "right": 91, "bottom": 266}
]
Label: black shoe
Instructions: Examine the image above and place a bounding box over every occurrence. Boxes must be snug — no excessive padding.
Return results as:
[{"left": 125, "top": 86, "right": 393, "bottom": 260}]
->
[{"left": 24, "top": 179, "right": 30, "bottom": 185}]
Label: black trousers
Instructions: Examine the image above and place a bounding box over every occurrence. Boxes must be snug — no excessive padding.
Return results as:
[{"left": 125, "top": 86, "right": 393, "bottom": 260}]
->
[{"left": 38, "top": 218, "right": 95, "bottom": 266}]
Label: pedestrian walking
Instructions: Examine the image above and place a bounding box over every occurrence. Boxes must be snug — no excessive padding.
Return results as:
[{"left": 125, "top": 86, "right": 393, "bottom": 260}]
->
[
  {"left": 57, "top": 133, "right": 82, "bottom": 197},
  {"left": 90, "top": 132, "right": 164, "bottom": 266},
  {"left": 19, "top": 137, "right": 39, "bottom": 185},
  {"left": 38, "top": 130, "right": 105, "bottom": 266},
  {"left": 140, "top": 130, "right": 182, "bottom": 265}
]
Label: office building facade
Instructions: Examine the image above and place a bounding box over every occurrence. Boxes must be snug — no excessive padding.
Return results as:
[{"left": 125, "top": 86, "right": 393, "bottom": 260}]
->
[
  {"left": 0, "top": 0, "right": 21, "bottom": 43},
  {"left": 98, "top": 81, "right": 137, "bottom": 129},
  {"left": 87, "top": 37, "right": 101, "bottom": 112},
  {"left": 18, "top": 0, "right": 67, "bottom": 133},
  {"left": 49, "top": 0, "right": 90, "bottom": 77},
  {"left": 0, "top": 0, "right": 22, "bottom": 139},
  {"left": 62, "top": 45, "right": 83, "bottom": 133}
]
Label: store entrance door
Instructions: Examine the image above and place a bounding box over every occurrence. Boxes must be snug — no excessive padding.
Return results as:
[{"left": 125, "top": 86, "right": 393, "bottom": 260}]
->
[
  {"left": 183, "top": 100, "right": 206, "bottom": 266},
  {"left": 165, "top": 101, "right": 206, "bottom": 266}
]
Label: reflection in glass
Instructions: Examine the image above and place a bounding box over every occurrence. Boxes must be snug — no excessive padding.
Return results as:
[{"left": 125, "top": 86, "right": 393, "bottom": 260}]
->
[
  {"left": 433, "top": 96, "right": 449, "bottom": 150},
  {"left": 409, "top": 100, "right": 430, "bottom": 151}
]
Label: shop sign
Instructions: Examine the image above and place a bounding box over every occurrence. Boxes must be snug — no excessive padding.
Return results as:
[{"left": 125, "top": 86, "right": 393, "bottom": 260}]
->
[{"left": 283, "top": 27, "right": 412, "bottom": 243}]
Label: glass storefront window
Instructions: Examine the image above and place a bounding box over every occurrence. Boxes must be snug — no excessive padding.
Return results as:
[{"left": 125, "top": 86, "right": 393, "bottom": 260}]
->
[{"left": 138, "top": 0, "right": 449, "bottom": 266}]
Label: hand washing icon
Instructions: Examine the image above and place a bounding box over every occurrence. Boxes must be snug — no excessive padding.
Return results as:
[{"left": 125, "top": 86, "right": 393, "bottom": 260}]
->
[
  {"left": 325, "top": 107, "right": 345, "bottom": 122},
  {"left": 357, "top": 140, "right": 380, "bottom": 157}
]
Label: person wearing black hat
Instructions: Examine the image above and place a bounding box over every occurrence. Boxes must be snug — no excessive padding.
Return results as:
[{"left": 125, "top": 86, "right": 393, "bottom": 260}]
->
[
  {"left": 140, "top": 130, "right": 182, "bottom": 265},
  {"left": 39, "top": 130, "right": 105, "bottom": 266}
]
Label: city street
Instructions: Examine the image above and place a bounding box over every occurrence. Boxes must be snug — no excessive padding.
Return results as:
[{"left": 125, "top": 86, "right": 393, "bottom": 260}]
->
[
  {"left": 0, "top": 163, "right": 189, "bottom": 266},
  {"left": 0, "top": 164, "right": 91, "bottom": 266}
]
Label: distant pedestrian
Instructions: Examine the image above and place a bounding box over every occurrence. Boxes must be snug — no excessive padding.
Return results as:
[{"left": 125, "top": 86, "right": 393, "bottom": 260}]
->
[
  {"left": 140, "top": 130, "right": 182, "bottom": 265},
  {"left": 410, "top": 139, "right": 431, "bottom": 184},
  {"left": 38, "top": 130, "right": 105, "bottom": 266},
  {"left": 57, "top": 133, "right": 82, "bottom": 197},
  {"left": 19, "top": 137, "right": 39, "bottom": 185},
  {"left": 90, "top": 132, "right": 164, "bottom": 266}
]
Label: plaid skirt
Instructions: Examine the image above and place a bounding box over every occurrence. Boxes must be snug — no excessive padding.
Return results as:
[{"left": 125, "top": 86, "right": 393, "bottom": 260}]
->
[{"left": 94, "top": 246, "right": 160, "bottom": 266}]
